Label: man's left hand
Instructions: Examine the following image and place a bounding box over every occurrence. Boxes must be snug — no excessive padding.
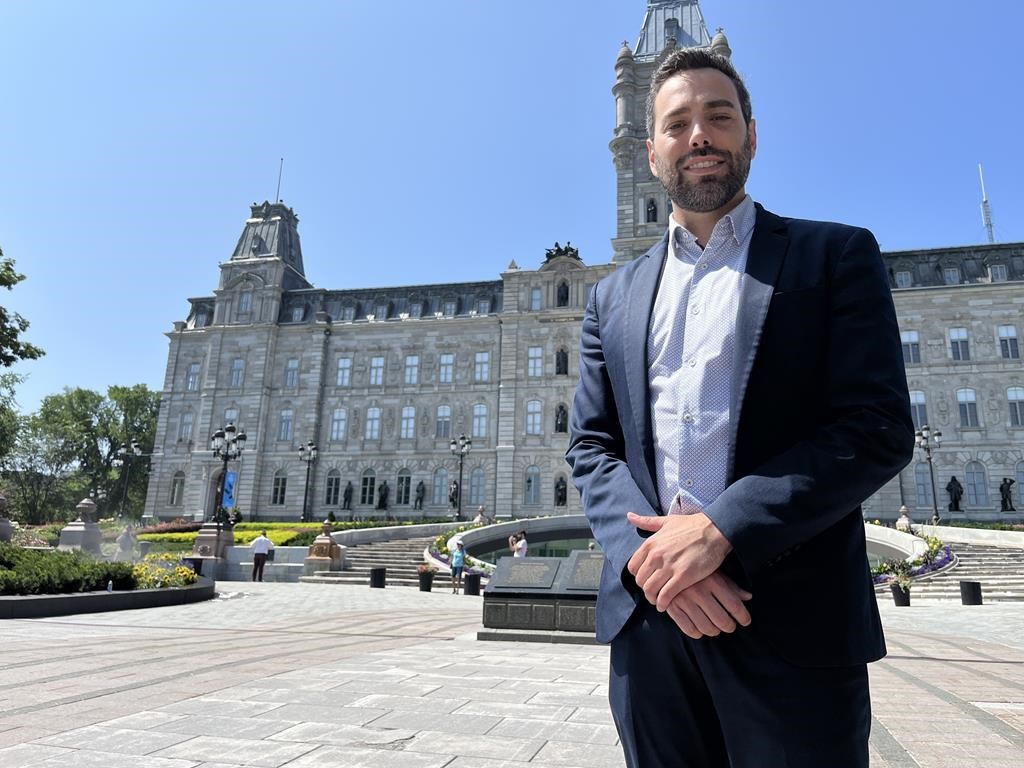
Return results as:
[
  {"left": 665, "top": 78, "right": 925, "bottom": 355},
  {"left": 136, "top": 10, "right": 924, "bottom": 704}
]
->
[{"left": 626, "top": 511, "right": 733, "bottom": 611}]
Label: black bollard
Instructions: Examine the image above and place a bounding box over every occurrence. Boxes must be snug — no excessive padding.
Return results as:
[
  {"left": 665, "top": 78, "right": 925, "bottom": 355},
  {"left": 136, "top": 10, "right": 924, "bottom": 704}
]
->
[
  {"left": 369, "top": 567, "right": 386, "bottom": 588},
  {"left": 959, "top": 580, "right": 983, "bottom": 605}
]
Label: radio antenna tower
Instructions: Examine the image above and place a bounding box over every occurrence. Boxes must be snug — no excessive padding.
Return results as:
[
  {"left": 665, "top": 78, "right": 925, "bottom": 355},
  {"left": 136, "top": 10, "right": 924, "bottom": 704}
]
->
[{"left": 978, "top": 163, "right": 995, "bottom": 244}]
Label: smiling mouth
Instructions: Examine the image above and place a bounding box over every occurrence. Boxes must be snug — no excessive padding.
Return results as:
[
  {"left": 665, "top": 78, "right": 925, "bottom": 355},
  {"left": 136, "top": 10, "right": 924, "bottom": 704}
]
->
[{"left": 683, "top": 158, "right": 725, "bottom": 171}]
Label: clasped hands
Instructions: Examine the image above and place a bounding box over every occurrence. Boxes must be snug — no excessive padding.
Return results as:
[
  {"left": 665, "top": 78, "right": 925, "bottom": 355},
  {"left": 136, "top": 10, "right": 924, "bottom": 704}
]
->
[{"left": 626, "top": 511, "right": 752, "bottom": 639}]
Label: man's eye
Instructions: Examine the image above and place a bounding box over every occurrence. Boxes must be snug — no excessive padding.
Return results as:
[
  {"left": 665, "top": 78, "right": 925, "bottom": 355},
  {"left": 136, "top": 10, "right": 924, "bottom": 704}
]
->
[{"left": 667, "top": 122, "right": 685, "bottom": 131}]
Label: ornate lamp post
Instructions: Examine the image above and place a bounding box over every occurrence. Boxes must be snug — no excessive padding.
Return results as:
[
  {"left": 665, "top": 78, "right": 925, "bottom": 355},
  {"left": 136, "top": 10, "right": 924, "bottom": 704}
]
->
[
  {"left": 299, "top": 441, "right": 318, "bottom": 522},
  {"left": 210, "top": 423, "right": 246, "bottom": 533},
  {"left": 449, "top": 433, "right": 472, "bottom": 520},
  {"left": 111, "top": 439, "right": 142, "bottom": 517},
  {"left": 915, "top": 424, "right": 942, "bottom": 524}
]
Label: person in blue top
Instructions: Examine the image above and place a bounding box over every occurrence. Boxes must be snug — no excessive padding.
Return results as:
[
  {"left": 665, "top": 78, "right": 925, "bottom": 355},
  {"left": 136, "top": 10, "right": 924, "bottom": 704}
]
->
[{"left": 450, "top": 541, "right": 466, "bottom": 594}]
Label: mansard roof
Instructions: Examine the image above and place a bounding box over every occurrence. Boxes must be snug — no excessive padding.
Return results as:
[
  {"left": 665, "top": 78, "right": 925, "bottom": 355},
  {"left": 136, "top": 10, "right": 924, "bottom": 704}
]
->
[
  {"left": 230, "top": 201, "right": 306, "bottom": 279},
  {"left": 881, "top": 240, "right": 1024, "bottom": 288},
  {"left": 635, "top": 1, "right": 712, "bottom": 61}
]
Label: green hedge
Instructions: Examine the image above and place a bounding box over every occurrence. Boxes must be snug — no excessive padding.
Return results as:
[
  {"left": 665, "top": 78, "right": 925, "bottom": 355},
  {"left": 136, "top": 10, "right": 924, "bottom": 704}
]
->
[{"left": 0, "top": 544, "right": 134, "bottom": 595}]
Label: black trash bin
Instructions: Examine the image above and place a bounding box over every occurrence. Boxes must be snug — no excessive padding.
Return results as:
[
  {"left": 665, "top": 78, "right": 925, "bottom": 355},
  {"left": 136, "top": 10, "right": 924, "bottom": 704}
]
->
[
  {"left": 464, "top": 572, "right": 481, "bottom": 596},
  {"left": 959, "top": 580, "right": 983, "bottom": 605},
  {"left": 369, "top": 567, "right": 386, "bottom": 588}
]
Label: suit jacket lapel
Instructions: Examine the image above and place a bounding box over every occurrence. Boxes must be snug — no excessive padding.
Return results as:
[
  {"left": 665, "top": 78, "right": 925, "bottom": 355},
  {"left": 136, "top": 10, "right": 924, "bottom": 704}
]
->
[
  {"left": 624, "top": 233, "right": 668, "bottom": 509},
  {"left": 728, "top": 206, "right": 789, "bottom": 481}
]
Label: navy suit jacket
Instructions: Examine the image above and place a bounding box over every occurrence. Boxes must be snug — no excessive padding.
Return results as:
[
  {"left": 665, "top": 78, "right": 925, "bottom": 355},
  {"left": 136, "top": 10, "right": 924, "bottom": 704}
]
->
[{"left": 566, "top": 204, "right": 914, "bottom": 667}]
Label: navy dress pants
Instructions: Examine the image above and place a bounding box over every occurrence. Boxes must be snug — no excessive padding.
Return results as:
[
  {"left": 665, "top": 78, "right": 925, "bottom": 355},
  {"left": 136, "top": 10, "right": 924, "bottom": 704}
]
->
[{"left": 609, "top": 601, "right": 871, "bottom": 768}]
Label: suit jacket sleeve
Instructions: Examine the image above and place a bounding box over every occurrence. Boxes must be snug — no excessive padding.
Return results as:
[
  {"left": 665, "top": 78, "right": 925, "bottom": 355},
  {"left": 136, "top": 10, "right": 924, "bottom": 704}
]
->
[
  {"left": 705, "top": 227, "right": 914, "bottom": 575},
  {"left": 566, "top": 279, "right": 659, "bottom": 588}
]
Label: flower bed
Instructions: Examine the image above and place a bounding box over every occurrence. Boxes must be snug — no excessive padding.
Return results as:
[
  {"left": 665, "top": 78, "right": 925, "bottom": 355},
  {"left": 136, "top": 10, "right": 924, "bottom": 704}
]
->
[{"left": 871, "top": 535, "right": 953, "bottom": 586}]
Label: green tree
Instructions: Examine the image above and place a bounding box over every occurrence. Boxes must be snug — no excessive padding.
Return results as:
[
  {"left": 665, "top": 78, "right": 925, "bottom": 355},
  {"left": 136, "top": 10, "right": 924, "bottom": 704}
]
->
[
  {"left": 1, "top": 414, "right": 80, "bottom": 524},
  {"left": 0, "top": 373, "right": 21, "bottom": 465},
  {"left": 0, "top": 250, "right": 44, "bottom": 368}
]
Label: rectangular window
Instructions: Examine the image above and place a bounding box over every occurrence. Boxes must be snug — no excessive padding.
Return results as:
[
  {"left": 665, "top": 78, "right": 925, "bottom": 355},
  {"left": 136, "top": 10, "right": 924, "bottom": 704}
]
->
[
  {"left": 949, "top": 328, "right": 970, "bottom": 361},
  {"left": 472, "top": 404, "right": 488, "bottom": 438},
  {"left": 178, "top": 411, "right": 194, "bottom": 442},
  {"left": 530, "top": 287, "right": 542, "bottom": 311},
  {"left": 330, "top": 408, "right": 347, "bottom": 441},
  {"left": 895, "top": 271, "right": 912, "bottom": 289},
  {"left": 477, "top": 299, "right": 490, "bottom": 315},
  {"left": 365, "top": 407, "right": 381, "bottom": 440},
  {"left": 284, "top": 358, "right": 299, "bottom": 388},
  {"left": 443, "top": 301, "right": 457, "bottom": 317},
  {"left": 375, "top": 303, "right": 389, "bottom": 320},
  {"left": 336, "top": 357, "right": 352, "bottom": 386},
  {"left": 528, "top": 346, "right": 544, "bottom": 377},
  {"left": 998, "top": 325, "right": 1020, "bottom": 359},
  {"left": 526, "top": 400, "right": 542, "bottom": 435},
  {"left": 439, "top": 353, "right": 454, "bottom": 384},
  {"left": 238, "top": 290, "right": 253, "bottom": 313},
  {"left": 224, "top": 407, "right": 239, "bottom": 426},
  {"left": 474, "top": 351, "right": 490, "bottom": 382},
  {"left": 436, "top": 405, "right": 451, "bottom": 439},
  {"left": 290, "top": 306, "right": 304, "bottom": 322},
  {"left": 360, "top": 474, "right": 376, "bottom": 506},
  {"left": 401, "top": 406, "right": 416, "bottom": 439},
  {"left": 341, "top": 306, "right": 356, "bottom": 322},
  {"left": 405, "top": 355, "right": 419, "bottom": 385},
  {"left": 169, "top": 475, "right": 185, "bottom": 506},
  {"left": 900, "top": 331, "right": 921, "bottom": 364},
  {"left": 230, "top": 358, "right": 245, "bottom": 387},
  {"left": 1011, "top": 400, "right": 1024, "bottom": 428},
  {"left": 369, "top": 356, "right": 385, "bottom": 386},
  {"left": 185, "top": 363, "right": 201, "bottom": 391},
  {"left": 409, "top": 302, "right": 423, "bottom": 319},
  {"left": 278, "top": 409, "right": 293, "bottom": 441},
  {"left": 943, "top": 267, "right": 960, "bottom": 285},
  {"left": 957, "top": 390, "right": 979, "bottom": 428},
  {"left": 990, "top": 264, "right": 1008, "bottom": 282},
  {"left": 909, "top": 392, "right": 927, "bottom": 431},
  {"left": 272, "top": 475, "right": 287, "bottom": 505}
]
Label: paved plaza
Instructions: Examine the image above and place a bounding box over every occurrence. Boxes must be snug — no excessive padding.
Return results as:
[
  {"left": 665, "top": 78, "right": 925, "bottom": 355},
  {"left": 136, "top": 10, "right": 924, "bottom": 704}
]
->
[{"left": 0, "top": 583, "right": 1021, "bottom": 767}]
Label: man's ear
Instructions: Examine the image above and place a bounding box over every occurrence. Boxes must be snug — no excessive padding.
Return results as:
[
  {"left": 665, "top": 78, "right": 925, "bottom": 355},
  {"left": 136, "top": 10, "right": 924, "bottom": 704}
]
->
[
  {"left": 647, "top": 138, "right": 659, "bottom": 176},
  {"left": 747, "top": 118, "right": 757, "bottom": 158}
]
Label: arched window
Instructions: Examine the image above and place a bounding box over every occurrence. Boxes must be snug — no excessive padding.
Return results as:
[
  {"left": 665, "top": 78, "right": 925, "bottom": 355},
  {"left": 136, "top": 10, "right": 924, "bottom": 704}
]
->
[
  {"left": 470, "top": 467, "right": 486, "bottom": 507},
  {"left": 524, "top": 466, "right": 541, "bottom": 505},
  {"left": 271, "top": 470, "right": 288, "bottom": 505},
  {"left": 965, "top": 461, "right": 988, "bottom": 506},
  {"left": 360, "top": 469, "right": 376, "bottom": 506},
  {"left": 169, "top": 471, "right": 185, "bottom": 506},
  {"left": 432, "top": 468, "right": 449, "bottom": 506},
  {"left": 526, "top": 400, "right": 543, "bottom": 435},
  {"left": 914, "top": 463, "right": 933, "bottom": 510},
  {"left": 396, "top": 468, "right": 412, "bottom": 505},
  {"left": 324, "top": 469, "right": 341, "bottom": 506}
]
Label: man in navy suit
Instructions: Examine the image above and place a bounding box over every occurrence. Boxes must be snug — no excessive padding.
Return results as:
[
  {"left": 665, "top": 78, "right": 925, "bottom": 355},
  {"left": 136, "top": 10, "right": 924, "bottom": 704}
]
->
[{"left": 566, "top": 48, "right": 913, "bottom": 768}]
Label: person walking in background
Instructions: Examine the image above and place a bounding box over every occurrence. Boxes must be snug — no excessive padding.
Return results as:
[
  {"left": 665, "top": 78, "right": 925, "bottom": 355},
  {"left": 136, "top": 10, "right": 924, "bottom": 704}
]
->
[
  {"left": 566, "top": 48, "right": 913, "bottom": 768},
  {"left": 450, "top": 541, "right": 466, "bottom": 593},
  {"left": 250, "top": 530, "right": 274, "bottom": 582}
]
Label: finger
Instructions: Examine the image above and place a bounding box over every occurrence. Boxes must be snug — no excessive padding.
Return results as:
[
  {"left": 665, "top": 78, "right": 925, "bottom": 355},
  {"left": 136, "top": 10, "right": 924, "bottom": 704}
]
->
[
  {"left": 715, "top": 571, "right": 753, "bottom": 601},
  {"left": 666, "top": 604, "right": 704, "bottom": 639},
  {"left": 707, "top": 578, "right": 752, "bottom": 627},
  {"left": 655, "top": 570, "right": 698, "bottom": 612},
  {"left": 639, "top": 567, "right": 671, "bottom": 607},
  {"left": 690, "top": 588, "right": 737, "bottom": 633},
  {"left": 674, "top": 596, "right": 720, "bottom": 637},
  {"left": 627, "top": 512, "right": 665, "bottom": 531}
]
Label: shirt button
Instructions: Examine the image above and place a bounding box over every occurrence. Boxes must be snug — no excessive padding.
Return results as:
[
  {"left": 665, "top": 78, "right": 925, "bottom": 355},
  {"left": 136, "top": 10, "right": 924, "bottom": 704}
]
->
[
  {"left": 685, "top": 479, "right": 694, "bottom": 488},
  {"left": 691, "top": 306, "right": 700, "bottom": 315},
  {"left": 687, "top": 358, "right": 697, "bottom": 368},
  {"left": 701, "top": 263, "right": 709, "bottom": 270},
  {"left": 683, "top": 413, "right": 693, "bottom": 423}
]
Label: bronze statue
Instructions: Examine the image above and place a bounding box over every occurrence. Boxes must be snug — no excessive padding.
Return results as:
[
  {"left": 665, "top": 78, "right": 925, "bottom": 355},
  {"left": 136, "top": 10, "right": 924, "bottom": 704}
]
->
[
  {"left": 342, "top": 481, "right": 353, "bottom": 510},
  {"left": 555, "top": 476, "right": 567, "bottom": 507},
  {"left": 376, "top": 480, "right": 389, "bottom": 510},
  {"left": 413, "top": 480, "right": 425, "bottom": 509},
  {"left": 1000, "top": 477, "right": 1016, "bottom": 512},
  {"left": 554, "top": 404, "right": 568, "bottom": 433},
  {"left": 946, "top": 476, "right": 963, "bottom": 512}
]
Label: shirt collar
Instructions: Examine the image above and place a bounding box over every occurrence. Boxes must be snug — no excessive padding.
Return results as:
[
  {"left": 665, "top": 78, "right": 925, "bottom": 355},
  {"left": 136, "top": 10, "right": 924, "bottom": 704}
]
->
[{"left": 669, "top": 194, "right": 756, "bottom": 252}]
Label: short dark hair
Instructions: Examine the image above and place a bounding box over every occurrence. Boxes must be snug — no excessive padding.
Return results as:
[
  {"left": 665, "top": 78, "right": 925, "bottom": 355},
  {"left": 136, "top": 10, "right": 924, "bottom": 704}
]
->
[{"left": 646, "top": 48, "right": 753, "bottom": 137}]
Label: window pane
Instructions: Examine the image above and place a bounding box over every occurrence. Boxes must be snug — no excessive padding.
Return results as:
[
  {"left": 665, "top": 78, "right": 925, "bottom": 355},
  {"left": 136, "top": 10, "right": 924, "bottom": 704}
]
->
[
  {"left": 397, "top": 471, "right": 411, "bottom": 505},
  {"left": 472, "top": 404, "right": 488, "bottom": 438},
  {"left": 366, "top": 407, "right": 381, "bottom": 440},
  {"left": 895, "top": 271, "right": 912, "bottom": 289},
  {"left": 469, "top": 468, "right": 486, "bottom": 506},
  {"left": 331, "top": 408, "right": 347, "bottom": 441},
  {"left": 439, "top": 353, "right": 454, "bottom": 384},
  {"left": 530, "top": 288, "right": 542, "bottom": 311},
  {"left": 436, "top": 405, "right": 451, "bottom": 439},
  {"left": 525, "top": 466, "right": 540, "bottom": 504},
  {"left": 401, "top": 406, "right": 416, "bottom": 439},
  {"left": 432, "top": 469, "right": 448, "bottom": 506},
  {"left": 370, "top": 357, "right": 384, "bottom": 385},
  {"left": 230, "top": 359, "right": 245, "bottom": 387},
  {"left": 405, "top": 355, "right": 419, "bottom": 384},
  {"left": 528, "top": 347, "right": 543, "bottom": 377},
  {"left": 360, "top": 471, "right": 376, "bottom": 505},
  {"left": 336, "top": 358, "right": 352, "bottom": 386},
  {"left": 965, "top": 462, "right": 988, "bottom": 506},
  {"left": 474, "top": 352, "right": 489, "bottom": 382}
]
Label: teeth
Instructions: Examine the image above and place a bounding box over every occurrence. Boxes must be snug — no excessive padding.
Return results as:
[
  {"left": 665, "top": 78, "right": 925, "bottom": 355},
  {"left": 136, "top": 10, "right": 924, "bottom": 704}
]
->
[{"left": 689, "top": 160, "right": 719, "bottom": 169}]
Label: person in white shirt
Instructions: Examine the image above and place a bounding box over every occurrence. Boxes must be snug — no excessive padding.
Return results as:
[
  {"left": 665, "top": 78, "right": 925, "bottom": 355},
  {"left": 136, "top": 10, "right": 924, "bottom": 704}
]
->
[
  {"left": 250, "top": 530, "right": 274, "bottom": 582},
  {"left": 509, "top": 530, "right": 528, "bottom": 558}
]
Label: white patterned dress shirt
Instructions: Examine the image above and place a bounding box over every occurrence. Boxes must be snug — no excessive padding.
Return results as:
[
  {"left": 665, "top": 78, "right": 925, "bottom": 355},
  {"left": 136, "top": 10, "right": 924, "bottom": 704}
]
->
[{"left": 647, "top": 195, "right": 755, "bottom": 516}]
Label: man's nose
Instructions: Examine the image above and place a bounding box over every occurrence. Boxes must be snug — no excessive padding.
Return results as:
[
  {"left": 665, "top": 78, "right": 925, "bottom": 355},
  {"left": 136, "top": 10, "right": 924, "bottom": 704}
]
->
[{"left": 690, "top": 120, "right": 711, "bottom": 147}]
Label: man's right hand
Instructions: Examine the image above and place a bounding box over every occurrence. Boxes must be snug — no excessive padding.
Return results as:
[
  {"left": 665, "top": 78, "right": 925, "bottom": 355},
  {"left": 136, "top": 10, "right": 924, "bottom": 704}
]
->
[{"left": 664, "top": 571, "right": 753, "bottom": 639}]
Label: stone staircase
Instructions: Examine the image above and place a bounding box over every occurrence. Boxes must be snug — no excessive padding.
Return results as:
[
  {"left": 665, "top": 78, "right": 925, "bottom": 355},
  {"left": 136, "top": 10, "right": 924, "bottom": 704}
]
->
[
  {"left": 875, "top": 543, "right": 1024, "bottom": 603},
  {"left": 300, "top": 536, "right": 436, "bottom": 587}
]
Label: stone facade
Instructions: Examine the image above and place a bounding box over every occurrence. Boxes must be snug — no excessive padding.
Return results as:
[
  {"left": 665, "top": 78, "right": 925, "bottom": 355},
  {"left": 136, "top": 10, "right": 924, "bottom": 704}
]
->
[{"left": 145, "top": 1, "right": 1023, "bottom": 524}]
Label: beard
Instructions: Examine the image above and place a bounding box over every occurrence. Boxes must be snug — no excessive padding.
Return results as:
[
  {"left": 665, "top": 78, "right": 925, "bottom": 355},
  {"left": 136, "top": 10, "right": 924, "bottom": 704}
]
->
[{"left": 654, "top": 135, "right": 753, "bottom": 214}]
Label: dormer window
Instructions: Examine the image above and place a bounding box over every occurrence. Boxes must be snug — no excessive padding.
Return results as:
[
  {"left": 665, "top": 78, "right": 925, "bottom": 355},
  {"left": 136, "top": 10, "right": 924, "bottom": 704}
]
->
[
  {"left": 943, "top": 267, "right": 961, "bottom": 285},
  {"left": 895, "top": 271, "right": 912, "bottom": 289},
  {"left": 375, "top": 303, "right": 389, "bottom": 320},
  {"left": 990, "top": 264, "right": 1008, "bottom": 282},
  {"left": 341, "top": 306, "right": 356, "bottom": 322},
  {"left": 290, "top": 306, "right": 305, "bottom": 322},
  {"left": 443, "top": 301, "right": 457, "bottom": 317},
  {"left": 238, "top": 290, "right": 253, "bottom": 313},
  {"left": 409, "top": 302, "right": 423, "bottom": 318},
  {"left": 193, "top": 311, "right": 208, "bottom": 328}
]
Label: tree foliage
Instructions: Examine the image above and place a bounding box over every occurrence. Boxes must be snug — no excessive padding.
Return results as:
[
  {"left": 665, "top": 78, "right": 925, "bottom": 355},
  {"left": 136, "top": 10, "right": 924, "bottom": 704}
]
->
[
  {"left": 0, "top": 384, "right": 160, "bottom": 523},
  {"left": 0, "top": 249, "right": 44, "bottom": 368}
]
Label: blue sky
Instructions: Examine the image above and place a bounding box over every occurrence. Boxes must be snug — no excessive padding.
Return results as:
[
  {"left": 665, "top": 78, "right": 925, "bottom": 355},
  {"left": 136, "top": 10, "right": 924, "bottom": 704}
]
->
[{"left": 2, "top": 0, "right": 1022, "bottom": 414}]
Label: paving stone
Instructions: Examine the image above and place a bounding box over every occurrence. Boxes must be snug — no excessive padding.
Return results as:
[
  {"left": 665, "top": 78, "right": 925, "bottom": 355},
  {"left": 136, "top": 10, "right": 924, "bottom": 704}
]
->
[
  {"left": 33, "top": 725, "right": 193, "bottom": 754},
  {"left": 404, "top": 729, "right": 545, "bottom": 761},
  {"left": 152, "top": 734, "right": 317, "bottom": 766}
]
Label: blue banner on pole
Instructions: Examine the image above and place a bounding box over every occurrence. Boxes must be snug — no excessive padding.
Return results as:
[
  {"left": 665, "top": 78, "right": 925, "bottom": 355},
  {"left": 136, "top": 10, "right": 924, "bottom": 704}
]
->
[{"left": 222, "top": 471, "right": 237, "bottom": 509}]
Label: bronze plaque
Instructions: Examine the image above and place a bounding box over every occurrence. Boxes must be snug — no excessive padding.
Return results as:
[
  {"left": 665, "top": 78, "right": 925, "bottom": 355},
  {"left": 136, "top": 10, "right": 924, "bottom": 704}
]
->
[{"left": 565, "top": 552, "right": 604, "bottom": 591}]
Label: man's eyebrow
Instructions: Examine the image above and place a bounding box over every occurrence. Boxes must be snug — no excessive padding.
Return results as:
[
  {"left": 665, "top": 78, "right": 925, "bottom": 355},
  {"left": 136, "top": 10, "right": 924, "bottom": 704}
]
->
[{"left": 705, "top": 99, "right": 736, "bottom": 110}]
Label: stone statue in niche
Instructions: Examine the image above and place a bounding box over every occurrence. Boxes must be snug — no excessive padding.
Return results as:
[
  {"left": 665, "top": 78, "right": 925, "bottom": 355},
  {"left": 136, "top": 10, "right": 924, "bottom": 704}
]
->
[
  {"left": 414, "top": 481, "right": 425, "bottom": 509},
  {"left": 946, "top": 476, "right": 963, "bottom": 512},
  {"left": 554, "top": 404, "right": 568, "bottom": 433},
  {"left": 1000, "top": 477, "right": 1016, "bottom": 512},
  {"left": 556, "top": 348, "right": 569, "bottom": 375},
  {"left": 554, "top": 476, "right": 567, "bottom": 507}
]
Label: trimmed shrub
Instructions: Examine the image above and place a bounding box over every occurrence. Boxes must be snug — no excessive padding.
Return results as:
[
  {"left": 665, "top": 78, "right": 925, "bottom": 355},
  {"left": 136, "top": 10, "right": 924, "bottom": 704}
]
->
[{"left": 0, "top": 544, "right": 134, "bottom": 595}]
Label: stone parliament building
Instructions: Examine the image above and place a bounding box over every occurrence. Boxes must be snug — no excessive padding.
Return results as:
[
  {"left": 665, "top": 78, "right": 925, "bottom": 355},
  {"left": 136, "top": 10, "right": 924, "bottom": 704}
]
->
[{"left": 145, "top": 0, "right": 1024, "bottom": 524}]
